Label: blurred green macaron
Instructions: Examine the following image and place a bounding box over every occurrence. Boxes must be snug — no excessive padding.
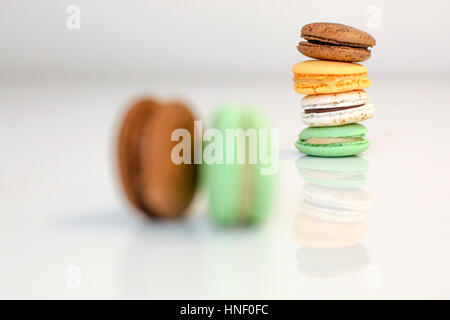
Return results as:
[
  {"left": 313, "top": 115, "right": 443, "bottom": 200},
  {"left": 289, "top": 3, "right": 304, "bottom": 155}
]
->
[{"left": 203, "top": 104, "right": 277, "bottom": 226}]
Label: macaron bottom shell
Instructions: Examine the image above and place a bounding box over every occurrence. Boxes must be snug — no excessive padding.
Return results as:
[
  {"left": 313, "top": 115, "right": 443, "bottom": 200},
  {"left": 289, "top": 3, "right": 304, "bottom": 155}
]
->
[
  {"left": 295, "top": 139, "right": 369, "bottom": 157},
  {"left": 297, "top": 41, "right": 371, "bottom": 62}
]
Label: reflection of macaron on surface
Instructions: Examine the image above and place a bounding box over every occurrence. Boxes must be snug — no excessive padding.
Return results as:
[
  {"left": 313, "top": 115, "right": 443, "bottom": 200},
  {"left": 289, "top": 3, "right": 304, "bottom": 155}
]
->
[
  {"left": 300, "top": 183, "right": 371, "bottom": 223},
  {"left": 292, "top": 212, "right": 367, "bottom": 248},
  {"left": 297, "top": 23, "right": 376, "bottom": 62},
  {"left": 295, "top": 155, "right": 369, "bottom": 189},
  {"left": 296, "top": 244, "right": 370, "bottom": 278},
  {"left": 292, "top": 60, "right": 371, "bottom": 95},
  {"left": 117, "top": 98, "right": 198, "bottom": 219},
  {"left": 204, "top": 105, "right": 276, "bottom": 226},
  {"left": 301, "top": 90, "right": 374, "bottom": 127},
  {"left": 295, "top": 123, "right": 369, "bottom": 157}
]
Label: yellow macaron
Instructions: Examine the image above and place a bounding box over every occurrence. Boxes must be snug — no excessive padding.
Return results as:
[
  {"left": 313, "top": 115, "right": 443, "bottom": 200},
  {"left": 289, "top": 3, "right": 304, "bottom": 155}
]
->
[{"left": 292, "top": 60, "right": 371, "bottom": 95}]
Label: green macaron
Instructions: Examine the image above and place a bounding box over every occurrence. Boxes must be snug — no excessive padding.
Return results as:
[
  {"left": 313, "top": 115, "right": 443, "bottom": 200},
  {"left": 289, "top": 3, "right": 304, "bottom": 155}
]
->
[
  {"left": 204, "top": 104, "right": 276, "bottom": 226},
  {"left": 295, "top": 155, "right": 369, "bottom": 189},
  {"left": 295, "top": 123, "right": 369, "bottom": 157}
]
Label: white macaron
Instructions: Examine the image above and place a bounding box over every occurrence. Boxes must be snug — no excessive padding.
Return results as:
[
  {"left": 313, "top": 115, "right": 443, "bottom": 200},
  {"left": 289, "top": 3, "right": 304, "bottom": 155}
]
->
[{"left": 301, "top": 90, "right": 375, "bottom": 127}]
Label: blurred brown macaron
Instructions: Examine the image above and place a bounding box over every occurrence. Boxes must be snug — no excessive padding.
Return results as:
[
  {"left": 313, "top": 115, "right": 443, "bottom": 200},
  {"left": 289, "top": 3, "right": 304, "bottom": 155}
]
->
[
  {"left": 117, "top": 98, "right": 198, "bottom": 219},
  {"left": 297, "top": 22, "right": 376, "bottom": 62}
]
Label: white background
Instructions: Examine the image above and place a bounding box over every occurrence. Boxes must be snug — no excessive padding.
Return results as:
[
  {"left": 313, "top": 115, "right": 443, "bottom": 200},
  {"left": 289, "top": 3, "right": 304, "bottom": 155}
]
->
[
  {"left": 1, "top": 0, "right": 450, "bottom": 82},
  {"left": 1, "top": 1, "right": 450, "bottom": 299}
]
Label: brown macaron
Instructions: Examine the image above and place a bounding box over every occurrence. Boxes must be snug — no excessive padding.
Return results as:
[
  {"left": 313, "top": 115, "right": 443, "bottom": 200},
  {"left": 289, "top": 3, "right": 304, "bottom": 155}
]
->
[
  {"left": 117, "top": 98, "right": 198, "bottom": 219},
  {"left": 297, "top": 23, "right": 376, "bottom": 62}
]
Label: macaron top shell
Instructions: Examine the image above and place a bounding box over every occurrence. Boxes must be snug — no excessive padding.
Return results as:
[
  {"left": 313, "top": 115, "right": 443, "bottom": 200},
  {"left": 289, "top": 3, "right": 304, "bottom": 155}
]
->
[
  {"left": 299, "top": 123, "right": 367, "bottom": 141},
  {"left": 292, "top": 60, "right": 368, "bottom": 75},
  {"left": 301, "top": 23, "right": 376, "bottom": 48}
]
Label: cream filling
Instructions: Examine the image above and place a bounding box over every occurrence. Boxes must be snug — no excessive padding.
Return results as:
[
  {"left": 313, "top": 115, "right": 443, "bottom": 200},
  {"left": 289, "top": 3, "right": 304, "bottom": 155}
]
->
[
  {"left": 238, "top": 161, "right": 254, "bottom": 222},
  {"left": 302, "top": 99, "right": 368, "bottom": 110},
  {"left": 237, "top": 118, "right": 255, "bottom": 223},
  {"left": 294, "top": 75, "right": 371, "bottom": 92},
  {"left": 305, "top": 137, "right": 362, "bottom": 145},
  {"left": 296, "top": 76, "right": 354, "bottom": 89},
  {"left": 301, "top": 103, "right": 375, "bottom": 120}
]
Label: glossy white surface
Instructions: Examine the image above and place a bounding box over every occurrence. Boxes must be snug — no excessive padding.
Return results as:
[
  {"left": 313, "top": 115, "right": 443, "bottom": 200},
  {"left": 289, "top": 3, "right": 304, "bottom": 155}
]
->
[{"left": 1, "top": 80, "right": 450, "bottom": 299}]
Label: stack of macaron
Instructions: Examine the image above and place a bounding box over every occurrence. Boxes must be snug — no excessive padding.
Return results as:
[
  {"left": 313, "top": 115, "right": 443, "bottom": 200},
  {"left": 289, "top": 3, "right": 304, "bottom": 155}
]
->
[{"left": 292, "top": 23, "right": 376, "bottom": 157}]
